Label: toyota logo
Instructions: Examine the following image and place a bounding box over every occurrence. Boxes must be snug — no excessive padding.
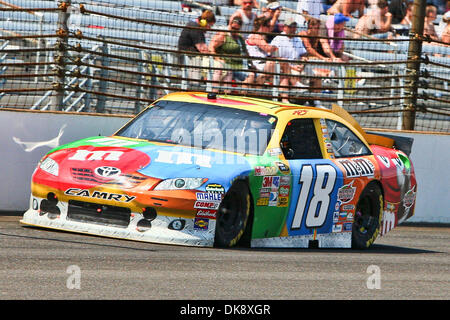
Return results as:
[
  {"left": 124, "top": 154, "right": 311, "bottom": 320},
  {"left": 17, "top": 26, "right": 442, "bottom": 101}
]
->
[{"left": 95, "top": 166, "right": 121, "bottom": 178}]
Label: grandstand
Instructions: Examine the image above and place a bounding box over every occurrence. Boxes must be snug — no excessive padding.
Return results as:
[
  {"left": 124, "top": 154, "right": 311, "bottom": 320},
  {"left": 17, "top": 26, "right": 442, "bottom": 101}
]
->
[{"left": 0, "top": 0, "right": 449, "bottom": 132}]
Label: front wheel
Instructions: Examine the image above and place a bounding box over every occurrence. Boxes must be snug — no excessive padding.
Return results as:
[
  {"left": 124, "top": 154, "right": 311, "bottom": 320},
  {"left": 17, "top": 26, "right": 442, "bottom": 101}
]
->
[
  {"left": 214, "top": 180, "right": 251, "bottom": 248},
  {"left": 352, "top": 182, "right": 383, "bottom": 249}
]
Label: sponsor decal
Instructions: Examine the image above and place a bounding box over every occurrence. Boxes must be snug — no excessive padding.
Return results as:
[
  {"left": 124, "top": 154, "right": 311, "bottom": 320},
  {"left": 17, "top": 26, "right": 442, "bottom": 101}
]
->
[
  {"left": 194, "top": 201, "right": 220, "bottom": 210},
  {"left": 278, "top": 196, "right": 289, "bottom": 207},
  {"left": 196, "top": 209, "right": 217, "bottom": 219},
  {"left": 205, "top": 183, "right": 225, "bottom": 193},
  {"left": 338, "top": 158, "right": 375, "bottom": 178},
  {"left": 343, "top": 222, "right": 352, "bottom": 232},
  {"left": 194, "top": 217, "right": 209, "bottom": 230},
  {"left": 261, "top": 176, "right": 280, "bottom": 189},
  {"left": 403, "top": 187, "right": 416, "bottom": 209},
  {"left": 256, "top": 198, "right": 269, "bottom": 206},
  {"left": 333, "top": 211, "right": 340, "bottom": 222},
  {"left": 341, "top": 204, "right": 355, "bottom": 211},
  {"left": 280, "top": 176, "right": 290, "bottom": 186},
  {"left": 278, "top": 186, "right": 290, "bottom": 197},
  {"left": 259, "top": 188, "right": 271, "bottom": 198},
  {"left": 268, "top": 192, "right": 278, "bottom": 206},
  {"left": 254, "top": 166, "right": 278, "bottom": 176},
  {"left": 155, "top": 150, "right": 211, "bottom": 168},
  {"left": 68, "top": 150, "right": 124, "bottom": 161},
  {"left": 64, "top": 188, "right": 135, "bottom": 202},
  {"left": 95, "top": 166, "right": 122, "bottom": 178},
  {"left": 293, "top": 110, "right": 307, "bottom": 116},
  {"left": 337, "top": 181, "right": 356, "bottom": 203},
  {"left": 267, "top": 148, "right": 282, "bottom": 156},
  {"left": 275, "top": 161, "right": 290, "bottom": 174},
  {"left": 196, "top": 192, "right": 222, "bottom": 202},
  {"left": 339, "top": 211, "right": 348, "bottom": 220},
  {"left": 332, "top": 224, "right": 342, "bottom": 233}
]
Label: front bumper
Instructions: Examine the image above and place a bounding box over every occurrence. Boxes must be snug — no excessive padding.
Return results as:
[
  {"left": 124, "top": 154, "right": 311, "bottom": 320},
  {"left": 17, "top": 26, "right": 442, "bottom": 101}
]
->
[{"left": 20, "top": 195, "right": 216, "bottom": 247}]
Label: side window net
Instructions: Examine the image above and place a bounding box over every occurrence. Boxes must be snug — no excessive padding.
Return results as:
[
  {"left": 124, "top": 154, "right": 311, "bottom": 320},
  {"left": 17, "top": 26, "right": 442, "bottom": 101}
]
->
[
  {"left": 280, "top": 119, "right": 322, "bottom": 159},
  {"left": 326, "top": 120, "right": 371, "bottom": 158}
]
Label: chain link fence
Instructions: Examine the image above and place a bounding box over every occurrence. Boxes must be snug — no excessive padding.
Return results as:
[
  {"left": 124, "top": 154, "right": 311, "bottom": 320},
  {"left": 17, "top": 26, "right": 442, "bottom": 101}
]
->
[{"left": 0, "top": 0, "right": 449, "bottom": 132}]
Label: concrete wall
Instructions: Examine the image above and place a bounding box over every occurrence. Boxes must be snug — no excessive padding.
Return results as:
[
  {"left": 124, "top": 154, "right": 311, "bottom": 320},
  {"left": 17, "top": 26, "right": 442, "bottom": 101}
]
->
[
  {"left": 0, "top": 109, "right": 131, "bottom": 212},
  {"left": 0, "top": 109, "right": 448, "bottom": 223}
]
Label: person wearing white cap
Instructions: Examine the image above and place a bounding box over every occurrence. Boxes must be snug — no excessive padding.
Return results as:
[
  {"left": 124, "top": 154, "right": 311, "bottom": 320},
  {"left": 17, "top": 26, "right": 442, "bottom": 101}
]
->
[
  {"left": 295, "top": 0, "right": 324, "bottom": 29},
  {"left": 259, "top": 1, "right": 283, "bottom": 42}
]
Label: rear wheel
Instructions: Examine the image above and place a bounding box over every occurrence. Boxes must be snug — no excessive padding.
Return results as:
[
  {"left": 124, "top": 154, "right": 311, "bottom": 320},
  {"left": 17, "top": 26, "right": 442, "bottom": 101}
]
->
[
  {"left": 352, "top": 182, "right": 383, "bottom": 249},
  {"left": 214, "top": 181, "right": 251, "bottom": 248}
]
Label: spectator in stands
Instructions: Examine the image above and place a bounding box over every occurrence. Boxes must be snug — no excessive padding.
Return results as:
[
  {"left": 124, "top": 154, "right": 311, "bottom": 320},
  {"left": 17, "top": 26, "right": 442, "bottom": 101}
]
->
[
  {"left": 400, "top": 2, "right": 413, "bottom": 28},
  {"left": 327, "top": 0, "right": 364, "bottom": 18},
  {"left": 389, "top": 0, "right": 409, "bottom": 24},
  {"left": 231, "top": 0, "right": 259, "bottom": 8},
  {"left": 259, "top": 1, "right": 282, "bottom": 42},
  {"left": 246, "top": 16, "right": 279, "bottom": 85},
  {"left": 354, "top": 0, "right": 393, "bottom": 38},
  {"left": 209, "top": 16, "right": 255, "bottom": 93},
  {"left": 324, "top": 13, "right": 349, "bottom": 60},
  {"left": 299, "top": 18, "right": 332, "bottom": 61},
  {"left": 429, "top": 0, "right": 447, "bottom": 14},
  {"left": 271, "top": 18, "right": 307, "bottom": 103},
  {"left": 295, "top": 0, "right": 324, "bottom": 29},
  {"left": 298, "top": 17, "right": 334, "bottom": 96},
  {"left": 229, "top": 0, "right": 258, "bottom": 39},
  {"left": 441, "top": 11, "right": 450, "bottom": 43},
  {"left": 178, "top": 9, "right": 216, "bottom": 79},
  {"left": 424, "top": 4, "right": 439, "bottom": 41}
]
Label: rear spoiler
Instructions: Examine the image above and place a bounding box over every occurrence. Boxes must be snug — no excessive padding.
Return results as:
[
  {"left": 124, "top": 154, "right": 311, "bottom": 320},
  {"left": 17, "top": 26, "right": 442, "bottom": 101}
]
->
[
  {"left": 366, "top": 132, "right": 414, "bottom": 156},
  {"left": 331, "top": 104, "right": 414, "bottom": 156}
]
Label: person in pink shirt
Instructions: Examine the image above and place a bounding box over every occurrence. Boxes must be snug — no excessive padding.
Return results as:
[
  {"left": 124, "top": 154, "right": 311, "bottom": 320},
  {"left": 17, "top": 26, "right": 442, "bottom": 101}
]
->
[{"left": 324, "top": 13, "right": 349, "bottom": 61}]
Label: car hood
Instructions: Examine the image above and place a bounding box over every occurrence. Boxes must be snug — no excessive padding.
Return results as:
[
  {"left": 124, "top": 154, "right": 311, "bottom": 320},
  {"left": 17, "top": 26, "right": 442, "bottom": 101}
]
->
[{"left": 45, "top": 136, "right": 254, "bottom": 187}]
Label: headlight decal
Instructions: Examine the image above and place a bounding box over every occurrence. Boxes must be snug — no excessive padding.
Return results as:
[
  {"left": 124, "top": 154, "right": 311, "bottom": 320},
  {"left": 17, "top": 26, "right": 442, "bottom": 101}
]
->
[
  {"left": 153, "top": 178, "right": 207, "bottom": 190},
  {"left": 39, "top": 157, "right": 59, "bottom": 176}
]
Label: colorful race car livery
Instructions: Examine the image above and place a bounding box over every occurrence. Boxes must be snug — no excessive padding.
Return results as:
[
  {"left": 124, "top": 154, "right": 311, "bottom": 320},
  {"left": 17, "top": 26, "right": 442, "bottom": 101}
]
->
[{"left": 21, "top": 92, "right": 417, "bottom": 248}]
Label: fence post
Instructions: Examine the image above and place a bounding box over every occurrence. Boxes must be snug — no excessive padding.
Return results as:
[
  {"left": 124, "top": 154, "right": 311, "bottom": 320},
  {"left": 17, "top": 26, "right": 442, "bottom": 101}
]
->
[
  {"left": 403, "top": 0, "right": 426, "bottom": 130},
  {"left": 52, "top": 0, "right": 71, "bottom": 111},
  {"left": 96, "top": 37, "right": 109, "bottom": 113}
]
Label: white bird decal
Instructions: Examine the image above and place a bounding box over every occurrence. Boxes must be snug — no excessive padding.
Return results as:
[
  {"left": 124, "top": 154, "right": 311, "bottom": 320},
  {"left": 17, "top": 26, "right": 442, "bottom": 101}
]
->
[{"left": 13, "top": 124, "right": 67, "bottom": 152}]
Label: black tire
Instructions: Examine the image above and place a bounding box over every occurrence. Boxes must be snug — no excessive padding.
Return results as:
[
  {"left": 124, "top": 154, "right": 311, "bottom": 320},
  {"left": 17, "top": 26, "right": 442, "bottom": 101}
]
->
[
  {"left": 352, "top": 182, "right": 383, "bottom": 249},
  {"left": 214, "top": 180, "right": 251, "bottom": 248}
]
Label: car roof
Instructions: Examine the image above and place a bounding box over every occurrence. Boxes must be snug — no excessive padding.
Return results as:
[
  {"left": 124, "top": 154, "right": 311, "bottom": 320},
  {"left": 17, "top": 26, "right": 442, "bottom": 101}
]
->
[{"left": 157, "top": 92, "right": 335, "bottom": 118}]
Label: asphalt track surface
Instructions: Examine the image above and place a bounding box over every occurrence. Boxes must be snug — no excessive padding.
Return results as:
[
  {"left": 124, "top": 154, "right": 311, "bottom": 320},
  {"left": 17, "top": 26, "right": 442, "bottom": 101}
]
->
[{"left": 0, "top": 215, "right": 448, "bottom": 301}]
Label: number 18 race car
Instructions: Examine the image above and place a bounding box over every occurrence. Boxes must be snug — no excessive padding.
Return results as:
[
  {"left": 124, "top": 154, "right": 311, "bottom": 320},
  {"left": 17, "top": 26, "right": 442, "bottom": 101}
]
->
[{"left": 21, "top": 92, "right": 417, "bottom": 249}]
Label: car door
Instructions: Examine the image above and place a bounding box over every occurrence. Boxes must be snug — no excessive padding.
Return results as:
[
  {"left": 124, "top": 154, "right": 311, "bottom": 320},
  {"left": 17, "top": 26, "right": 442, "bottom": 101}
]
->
[
  {"left": 279, "top": 118, "right": 344, "bottom": 241},
  {"left": 323, "top": 118, "right": 377, "bottom": 234}
]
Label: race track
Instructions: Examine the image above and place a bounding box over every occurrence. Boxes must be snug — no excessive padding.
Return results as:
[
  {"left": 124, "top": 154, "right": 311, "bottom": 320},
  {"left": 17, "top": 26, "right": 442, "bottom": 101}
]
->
[{"left": 0, "top": 215, "right": 448, "bottom": 301}]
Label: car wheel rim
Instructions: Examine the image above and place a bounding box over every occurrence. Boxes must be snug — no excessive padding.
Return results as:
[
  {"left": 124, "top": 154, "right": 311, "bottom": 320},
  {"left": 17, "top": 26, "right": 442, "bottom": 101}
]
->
[
  {"left": 218, "top": 190, "right": 243, "bottom": 235},
  {"left": 354, "top": 197, "right": 375, "bottom": 234}
]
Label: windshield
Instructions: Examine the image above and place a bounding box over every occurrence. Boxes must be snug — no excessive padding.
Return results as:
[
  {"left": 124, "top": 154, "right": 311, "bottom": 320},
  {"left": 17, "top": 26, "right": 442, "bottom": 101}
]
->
[{"left": 115, "top": 100, "right": 278, "bottom": 155}]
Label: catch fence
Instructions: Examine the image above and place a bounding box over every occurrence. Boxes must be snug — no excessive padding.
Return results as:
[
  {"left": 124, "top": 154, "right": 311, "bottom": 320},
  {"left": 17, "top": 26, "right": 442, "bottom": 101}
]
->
[{"left": 0, "top": 0, "right": 449, "bottom": 132}]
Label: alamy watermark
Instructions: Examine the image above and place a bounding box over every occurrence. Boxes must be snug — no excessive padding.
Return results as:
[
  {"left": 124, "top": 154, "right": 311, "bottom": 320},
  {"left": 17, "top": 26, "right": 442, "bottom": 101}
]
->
[
  {"left": 366, "top": 265, "right": 381, "bottom": 289},
  {"left": 66, "top": 265, "right": 81, "bottom": 290}
]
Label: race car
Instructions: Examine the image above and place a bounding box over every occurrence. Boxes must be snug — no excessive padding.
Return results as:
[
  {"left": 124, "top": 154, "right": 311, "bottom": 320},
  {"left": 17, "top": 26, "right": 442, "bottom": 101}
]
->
[{"left": 21, "top": 92, "right": 417, "bottom": 249}]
